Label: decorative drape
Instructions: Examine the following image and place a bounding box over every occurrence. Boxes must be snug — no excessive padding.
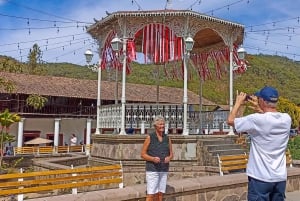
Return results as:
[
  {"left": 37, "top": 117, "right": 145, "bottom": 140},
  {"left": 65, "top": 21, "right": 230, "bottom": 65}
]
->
[
  {"left": 101, "top": 30, "right": 136, "bottom": 74},
  {"left": 190, "top": 44, "right": 249, "bottom": 81},
  {"left": 135, "top": 23, "right": 183, "bottom": 64},
  {"left": 100, "top": 28, "right": 248, "bottom": 80}
]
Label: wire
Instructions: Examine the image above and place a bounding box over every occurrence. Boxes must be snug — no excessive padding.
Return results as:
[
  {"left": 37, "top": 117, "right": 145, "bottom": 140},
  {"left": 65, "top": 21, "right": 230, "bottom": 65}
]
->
[
  {"left": 244, "top": 45, "right": 300, "bottom": 58},
  {"left": 245, "top": 17, "right": 300, "bottom": 29},
  {"left": 203, "top": 0, "right": 246, "bottom": 15},
  {"left": 130, "top": 0, "right": 143, "bottom": 11},
  {"left": 186, "top": 0, "right": 202, "bottom": 11},
  {"left": 0, "top": 33, "right": 87, "bottom": 47},
  {"left": 0, "top": 25, "right": 86, "bottom": 31},
  {"left": 6, "top": 0, "right": 78, "bottom": 22},
  {"left": 0, "top": 12, "right": 92, "bottom": 25}
]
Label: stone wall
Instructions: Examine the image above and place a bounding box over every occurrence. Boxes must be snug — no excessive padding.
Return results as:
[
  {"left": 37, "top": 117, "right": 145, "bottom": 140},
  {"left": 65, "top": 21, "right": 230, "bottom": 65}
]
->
[{"left": 89, "top": 134, "right": 236, "bottom": 186}]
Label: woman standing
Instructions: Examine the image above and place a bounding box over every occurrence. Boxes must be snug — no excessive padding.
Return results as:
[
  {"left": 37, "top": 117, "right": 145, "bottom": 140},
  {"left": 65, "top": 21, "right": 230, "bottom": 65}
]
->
[{"left": 141, "top": 116, "right": 173, "bottom": 201}]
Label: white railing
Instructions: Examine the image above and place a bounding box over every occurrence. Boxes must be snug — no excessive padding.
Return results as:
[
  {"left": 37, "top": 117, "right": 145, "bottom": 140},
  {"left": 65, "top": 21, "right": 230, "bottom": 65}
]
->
[{"left": 99, "top": 103, "right": 229, "bottom": 133}]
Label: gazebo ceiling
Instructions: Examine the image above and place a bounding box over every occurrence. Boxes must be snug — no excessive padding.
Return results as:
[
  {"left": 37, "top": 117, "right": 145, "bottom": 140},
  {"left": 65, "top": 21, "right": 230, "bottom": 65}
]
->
[{"left": 194, "top": 29, "right": 224, "bottom": 50}]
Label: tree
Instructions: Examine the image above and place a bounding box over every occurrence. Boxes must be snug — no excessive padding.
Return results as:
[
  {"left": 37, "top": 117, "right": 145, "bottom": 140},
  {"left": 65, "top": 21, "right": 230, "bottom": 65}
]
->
[
  {"left": 0, "top": 56, "right": 24, "bottom": 73},
  {"left": 26, "top": 94, "right": 48, "bottom": 110},
  {"left": 0, "top": 109, "right": 20, "bottom": 167},
  {"left": 277, "top": 97, "right": 300, "bottom": 128},
  {"left": 26, "top": 43, "right": 46, "bottom": 75}
]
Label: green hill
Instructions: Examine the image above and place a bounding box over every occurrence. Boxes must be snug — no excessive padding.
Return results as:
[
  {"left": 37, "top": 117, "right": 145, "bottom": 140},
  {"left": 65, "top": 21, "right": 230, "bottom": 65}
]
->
[{"left": 2, "top": 54, "right": 300, "bottom": 105}]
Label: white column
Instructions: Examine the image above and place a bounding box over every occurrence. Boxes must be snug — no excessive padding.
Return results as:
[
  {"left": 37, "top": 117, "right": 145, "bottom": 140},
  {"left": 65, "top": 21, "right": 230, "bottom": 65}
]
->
[
  {"left": 95, "top": 54, "right": 102, "bottom": 135},
  {"left": 119, "top": 22, "right": 127, "bottom": 135},
  {"left": 17, "top": 118, "right": 25, "bottom": 147},
  {"left": 228, "top": 44, "right": 235, "bottom": 135},
  {"left": 54, "top": 118, "right": 60, "bottom": 149},
  {"left": 86, "top": 119, "right": 92, "bottom": 156},
  {"left": 182, "top": 51, "right": 189, "bottom": 136}
]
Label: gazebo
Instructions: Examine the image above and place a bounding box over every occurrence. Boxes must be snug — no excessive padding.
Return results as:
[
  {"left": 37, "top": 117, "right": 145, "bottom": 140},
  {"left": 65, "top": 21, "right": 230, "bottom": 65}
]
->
[{"left": 86, "top": 9, "right": 246, "bottom": 135}]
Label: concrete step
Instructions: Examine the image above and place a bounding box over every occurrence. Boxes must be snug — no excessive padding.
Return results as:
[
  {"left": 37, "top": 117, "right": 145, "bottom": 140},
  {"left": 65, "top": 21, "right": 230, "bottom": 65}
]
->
[
  {"left": 206, "top": 144, "right": 242, "bottom": 151},
  {"left": 202, "top": 138, "right": 236, "bottom": 146},
  {"left": 210, "top": 149, "right": 247, "bottom": 156}
]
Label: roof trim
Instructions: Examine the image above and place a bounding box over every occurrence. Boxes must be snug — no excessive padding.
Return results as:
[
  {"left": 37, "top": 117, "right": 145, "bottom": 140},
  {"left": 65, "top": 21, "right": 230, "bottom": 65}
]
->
[{"left": 87, "top": 10, "right": 244, "bottom": 32}]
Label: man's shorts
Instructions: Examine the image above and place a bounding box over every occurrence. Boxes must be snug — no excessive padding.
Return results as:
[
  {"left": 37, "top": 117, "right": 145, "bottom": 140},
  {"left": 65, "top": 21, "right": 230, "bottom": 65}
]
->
[{"left": 146, "top": 171, "right": 168, "bottom": 194}]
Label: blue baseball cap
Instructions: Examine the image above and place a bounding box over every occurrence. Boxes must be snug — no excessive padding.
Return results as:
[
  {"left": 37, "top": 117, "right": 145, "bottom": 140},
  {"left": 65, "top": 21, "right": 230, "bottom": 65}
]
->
[{"left": 255, "top": 86, "right": 279, "bottom": 102}]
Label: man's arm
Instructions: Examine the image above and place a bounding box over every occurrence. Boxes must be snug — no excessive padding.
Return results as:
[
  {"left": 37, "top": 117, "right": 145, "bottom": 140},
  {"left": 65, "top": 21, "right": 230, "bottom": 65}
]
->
[{"left": 227, "top": 92, "right": 247, "bottom": 126}]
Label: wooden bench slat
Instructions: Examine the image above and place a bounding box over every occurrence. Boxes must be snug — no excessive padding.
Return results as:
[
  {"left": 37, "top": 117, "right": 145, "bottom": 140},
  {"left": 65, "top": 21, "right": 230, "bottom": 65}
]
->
[
  {"left": 0, "top": 163, "right": 123, "bottom": 196},
  {"left": 0, "top": 172, "right": 122, "bottom": 188},
  {"left": 0, "top": 164, "right": 122, "bottom": 180},
  {"left": 14, "top": 147, "right": 35, "bottom": 155},
  {"left": 0, "top": 178, "right": 123, "bottom": 196},
  {"left": 221, "top": 164, "right": 247, "bottom": 171},
  {"left": 69, "top": 145, "right": 83, "bottom": 152},
  {"left": 38, "top": 146, "right": 54, "bottom": 154},
  {"left": 219, "top": 155, "right": 248, "bottom": 161},
  {"left": 221, "top": 160, "right": 248, "bottom": 166}
]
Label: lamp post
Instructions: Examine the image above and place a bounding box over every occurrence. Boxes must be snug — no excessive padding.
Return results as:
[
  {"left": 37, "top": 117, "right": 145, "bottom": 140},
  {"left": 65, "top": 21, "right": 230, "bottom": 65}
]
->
[
  {"left": 84, "top": 49, "right": 101, "bottom": 135},
  {"left": 182, "top": 36, "right": 194, "bottom": 136},
  {"left": 111, "top": 35, "right": 127, "bottom": 135},
  {"left": 199, "top": 76, "right": 203, "bottom": 134},
  {"left": 227, "top": 45, "right": 246, "bottom": 135}
]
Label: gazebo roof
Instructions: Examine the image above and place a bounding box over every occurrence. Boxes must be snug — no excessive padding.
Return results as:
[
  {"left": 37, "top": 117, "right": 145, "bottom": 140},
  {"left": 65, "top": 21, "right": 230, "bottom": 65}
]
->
[
  {"left": 89, "top": 10, "right": 243, "bottom": 29},
  {"left": 87, "top": 9, "right": 244, "bottom": 53}
]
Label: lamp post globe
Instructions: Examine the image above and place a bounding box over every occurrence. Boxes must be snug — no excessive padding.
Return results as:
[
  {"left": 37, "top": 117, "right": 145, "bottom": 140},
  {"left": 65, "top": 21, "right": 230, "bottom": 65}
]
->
[
  {"left": 185, "top": 36, "right": 194, "bottom": 52},
  {"left": 237, "top": 46, "right": 246, "bottom": 60},
  {"left": 84, "top": 49, "right": 94, "bottom": 64},
  {"left": 111, "top": 36, "right": 122, "bottom": 52}
]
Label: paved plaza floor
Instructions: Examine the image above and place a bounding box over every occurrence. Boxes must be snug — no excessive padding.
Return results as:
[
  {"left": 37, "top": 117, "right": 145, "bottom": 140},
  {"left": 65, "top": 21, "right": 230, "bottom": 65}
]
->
[{"left": 286, "top": 190, "right": 300, "bottom": 201}]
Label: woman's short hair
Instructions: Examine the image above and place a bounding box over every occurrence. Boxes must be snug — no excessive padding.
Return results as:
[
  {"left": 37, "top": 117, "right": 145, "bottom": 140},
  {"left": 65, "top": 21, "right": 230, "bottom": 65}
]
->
[{"left": 153, "top": 115, "right": 165, "bottom": 127}]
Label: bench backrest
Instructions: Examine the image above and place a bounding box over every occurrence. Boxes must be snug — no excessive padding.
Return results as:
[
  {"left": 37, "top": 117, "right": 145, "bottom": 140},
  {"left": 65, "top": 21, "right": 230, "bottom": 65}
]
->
[
  {"left": 286, "top": 149, "right": 293, "bottom": 168},
  {"left": 218, "top": 149, "right": 293, "bottom": 176},
  {"left": 14, "top": 145, "right": 89, "bottom": 155},
  {"left": 217, "top": 153, "right": 248, "bottom": 176},
  {"left": 0, "top": 163, "right": 123, "bottom": 199},
  {"left": 13, "top": 147, "right": 35, "bottom": 155}
]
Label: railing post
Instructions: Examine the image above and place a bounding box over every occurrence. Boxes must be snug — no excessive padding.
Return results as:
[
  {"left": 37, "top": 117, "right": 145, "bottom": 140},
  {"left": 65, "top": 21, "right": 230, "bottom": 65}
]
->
[
  {"left": 119, "top": 161, "right": 124, "bottom": 189},
  {"left": 165, "top": 121, "right": 169, "bottom": 134},
  {"left": 18, "top": 168, "right": 24, "bottom": 201},
  {"left": 141, "top": 121, "right": 145, "bottom": 134},
  {"left": 71, "top": 165, "right": 77, "bottom": 194}
]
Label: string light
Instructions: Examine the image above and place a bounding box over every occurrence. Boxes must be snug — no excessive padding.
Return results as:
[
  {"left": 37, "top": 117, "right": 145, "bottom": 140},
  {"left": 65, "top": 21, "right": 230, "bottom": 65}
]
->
[
  {"left": 0, "top": 25, "right": 86, "bottom": 31},
  {"left": 0, "top": 13, "right": 90, "bottom": 25},
  {"left": 186, "top": 0, "right": 202, "bottom": 11},
  {"left": 204, "top": 0, "right": 245, "bottom": 15},
  {"left": 130, "top": 0, "right": 143, "bottom": 11}
]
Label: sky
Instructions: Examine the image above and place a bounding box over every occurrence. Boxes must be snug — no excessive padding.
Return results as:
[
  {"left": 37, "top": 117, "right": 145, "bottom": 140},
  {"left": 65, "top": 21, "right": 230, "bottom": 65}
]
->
[{"left": 0, "top": 0, "right": 300, "bottom": 65}]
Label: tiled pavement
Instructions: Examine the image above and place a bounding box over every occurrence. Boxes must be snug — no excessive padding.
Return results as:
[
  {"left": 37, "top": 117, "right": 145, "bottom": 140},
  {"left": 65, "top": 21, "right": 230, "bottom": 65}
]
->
[{"left": 286, "top": 191, "right": 300, "bottom": 201}]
